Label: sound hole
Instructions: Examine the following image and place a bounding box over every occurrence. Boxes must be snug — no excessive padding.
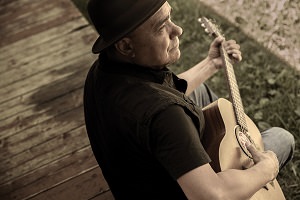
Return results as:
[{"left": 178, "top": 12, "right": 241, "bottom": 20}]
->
[{"left": 234, "top": 126, "right": 253, "bottom": 158}]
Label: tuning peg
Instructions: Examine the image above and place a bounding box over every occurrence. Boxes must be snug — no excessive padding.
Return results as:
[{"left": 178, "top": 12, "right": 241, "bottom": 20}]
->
[
  {"left": 205, "top": 28, "right": 209, "bottom": 33},
  {"left": 198, "top": 18, "right": 202, "bottom": 23},
  {"left": 201, "top": 23, "right": 205, "bottom": 28}
]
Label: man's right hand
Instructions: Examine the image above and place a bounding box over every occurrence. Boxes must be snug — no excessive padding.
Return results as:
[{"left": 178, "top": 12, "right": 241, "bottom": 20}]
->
[{"left": 246, "top": 142, "right": 279, "bottom": 181}]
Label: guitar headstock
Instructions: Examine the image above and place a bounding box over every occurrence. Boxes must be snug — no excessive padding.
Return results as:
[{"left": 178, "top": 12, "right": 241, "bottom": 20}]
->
[{"left": 198, "top": 17, "right": 223, "bottom": 38}]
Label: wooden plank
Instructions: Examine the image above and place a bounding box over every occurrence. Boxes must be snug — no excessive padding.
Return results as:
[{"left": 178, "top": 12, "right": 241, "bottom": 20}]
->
[
  {"left": 0, "top": 17, "right": 93, "bottom": 73},
  {"left": 0, "top": 18, "right": 92, "bottom": 69},
  {"left": 0, "top": 46, "right": 95, "bottom": 106},
  {"left": 0, "top": 0, "right": 53, "bottom": 25},
  {"left": 28, "top": 167, "right": 110, "bottom": 200},
  {"left": 0, "top": 0, "right": 38, "bottom": 16},
  {"left": 0, "top": 0, "right": 13, "bottom": 7},
  {"left": 0, "top": 106, "right": 85, "bottom": 179},
  {"left": 0, "top": 78, "right": 85, "bottom": 140},
  {"left": 0, "top": 0, "right": 39, "bottom": 10},
  {"left": 1, "top": 1, "right": 57, "bottom": 27},
  {"left": 0, "top": 52, "right": 96, "bottom": 122},
  {"left": 0, "top": 0, "right": 111, "bottom": 200},
  {"left": 0, "top": 146, "right": 102, "bottom": 200},
  {"left": 0, "top": 0, "right": 83, "bottom": 47},
  {"left": 0, "top": 123, "right": 89, "bottom": 184},
  {"left": 90, "top": 191, "right": 115, "bottom": 200},
  {"left": 0, "top": 51, "right": 92, "bottom": 118},
  {"left": 0, "top": 61, "right": 87, "bottom": 125},
  {"left": 0, "top": 26, "right": 96, "bottom": 89},
  {"left": 0, "top": 109, "right": 88, "bottom": 172},
  {"left": 0, "top": 62, "right": 87, "bottom": 127}
]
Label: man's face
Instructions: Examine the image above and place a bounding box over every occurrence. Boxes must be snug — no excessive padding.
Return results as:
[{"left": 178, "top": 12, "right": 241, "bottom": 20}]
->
[{"left": 129, "top": 2, "right": 183, "bottom": 69}]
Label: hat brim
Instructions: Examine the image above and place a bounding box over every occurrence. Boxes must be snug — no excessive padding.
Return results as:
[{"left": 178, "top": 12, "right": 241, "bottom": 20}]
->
[
  {"left": 92, "top": 0, "right": 167, "bottom": 54},
  {"left": 92, "top": 36, "right": 109, "bottom": 54}
]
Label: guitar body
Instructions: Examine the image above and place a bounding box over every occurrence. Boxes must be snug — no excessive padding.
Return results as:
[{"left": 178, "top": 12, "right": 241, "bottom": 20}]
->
[{"left": 202, "top": 98, "right": 285, "bottom": 200}]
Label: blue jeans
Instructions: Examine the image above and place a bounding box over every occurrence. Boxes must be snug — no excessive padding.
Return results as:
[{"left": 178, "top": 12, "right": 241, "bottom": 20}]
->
[{"left": 189, "top": 84, "right": 295, "bottom": 169}]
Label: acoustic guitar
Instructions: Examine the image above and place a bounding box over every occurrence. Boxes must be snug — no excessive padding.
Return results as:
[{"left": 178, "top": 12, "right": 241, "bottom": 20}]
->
[{"left": 199, "top": 17, "right": 285, "bottom": 200}]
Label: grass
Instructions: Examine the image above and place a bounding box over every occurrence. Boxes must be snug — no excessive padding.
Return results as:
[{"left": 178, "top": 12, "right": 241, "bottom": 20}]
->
[{"left": 72, "top": 0, "right": 299, "bottom": 199}]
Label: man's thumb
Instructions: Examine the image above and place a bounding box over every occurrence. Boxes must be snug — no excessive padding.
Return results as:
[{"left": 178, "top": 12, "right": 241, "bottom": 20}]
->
[{"left": 246, "top": 142, "right": 259, "bottom": 161}]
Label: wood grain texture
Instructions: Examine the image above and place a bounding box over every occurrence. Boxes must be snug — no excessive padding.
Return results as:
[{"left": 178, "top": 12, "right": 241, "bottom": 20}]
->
[{"left": 0, "top": 0, "right": 112, "bottom": 199}]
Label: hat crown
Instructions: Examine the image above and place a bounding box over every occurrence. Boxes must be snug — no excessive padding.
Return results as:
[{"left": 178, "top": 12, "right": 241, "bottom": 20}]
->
[{"left": 88, "top": 0, "right": 133, "bottom": 38}]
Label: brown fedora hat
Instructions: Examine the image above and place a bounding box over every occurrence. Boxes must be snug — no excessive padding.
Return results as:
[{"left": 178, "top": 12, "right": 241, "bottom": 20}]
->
[{"left": 88, "top": 0, "right": 167, "bottom": 54}]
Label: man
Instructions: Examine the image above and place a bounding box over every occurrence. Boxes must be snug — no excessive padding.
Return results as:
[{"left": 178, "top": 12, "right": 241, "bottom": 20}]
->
[{"left": 84, "top": 0, "right": 295, "bottom": 199}]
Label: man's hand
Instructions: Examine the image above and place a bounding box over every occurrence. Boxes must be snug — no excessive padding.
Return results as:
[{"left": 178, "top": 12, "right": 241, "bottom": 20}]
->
[
  {"left": 207, "top": 36, "right": 242, "bottom": 70},
  {"left": 246, "top": 142, "right": 279, "bottom": 181}
]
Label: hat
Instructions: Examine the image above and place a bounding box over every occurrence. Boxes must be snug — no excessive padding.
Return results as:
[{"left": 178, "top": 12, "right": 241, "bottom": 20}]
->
[{"left": 87, "top": 0, "right": 167, "bottom": 54}]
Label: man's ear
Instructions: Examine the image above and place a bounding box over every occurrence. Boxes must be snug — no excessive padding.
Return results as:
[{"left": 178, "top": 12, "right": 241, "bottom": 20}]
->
[{"left": 114, "top": 37, "right": 134, "bottom": 57}]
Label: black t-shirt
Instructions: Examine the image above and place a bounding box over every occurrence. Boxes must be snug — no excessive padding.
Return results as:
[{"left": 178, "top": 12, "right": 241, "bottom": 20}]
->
[
  {"left": 150, "top": 105, "right": 211, "bottom": 180},
  {"left": 84, "top": 55, "right": 210, "bottom": 199}
]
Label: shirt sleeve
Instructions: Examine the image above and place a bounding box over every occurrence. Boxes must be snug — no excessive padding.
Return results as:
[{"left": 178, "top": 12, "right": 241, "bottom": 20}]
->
[{"left": 149, "top": 105, "right": 211, "bottom": 180}]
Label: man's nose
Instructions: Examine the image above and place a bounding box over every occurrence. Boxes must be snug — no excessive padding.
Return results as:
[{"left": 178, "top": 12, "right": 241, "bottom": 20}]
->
[{"left": 171, "top": 23, "right": 183, "bottom": 38}]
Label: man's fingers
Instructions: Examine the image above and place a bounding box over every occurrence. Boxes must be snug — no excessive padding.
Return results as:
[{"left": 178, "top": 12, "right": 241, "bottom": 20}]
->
[
  {"left": 245, "top": 141, "right": 255, "bottom": 152},
  {"left": 245, "top": 142, "right": 260, "bottom": 162},
  {"left": 223, "top": 40, "right": 242, "bottom": 63},
  {"left": 211, "top": 36, "right": 224, "bottom": 48}
]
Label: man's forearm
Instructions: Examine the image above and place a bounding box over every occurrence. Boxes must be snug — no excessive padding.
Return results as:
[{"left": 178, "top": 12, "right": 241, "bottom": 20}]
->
[
  {"left": 216, "top": 163, "right": 273, "bottom": 200},
  {"left": 177, "top": 58, "right": 218, "bottom": 95}
]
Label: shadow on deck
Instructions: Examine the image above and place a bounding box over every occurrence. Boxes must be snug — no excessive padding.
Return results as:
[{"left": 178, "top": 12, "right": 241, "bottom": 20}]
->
[{"left": 0, "top": 0, "right": 114, "bottom": 199}]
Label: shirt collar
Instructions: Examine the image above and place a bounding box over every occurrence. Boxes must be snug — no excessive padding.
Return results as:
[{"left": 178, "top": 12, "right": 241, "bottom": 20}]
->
[{"left": 98, "top": 53, "right": 187, "bottom": 93}]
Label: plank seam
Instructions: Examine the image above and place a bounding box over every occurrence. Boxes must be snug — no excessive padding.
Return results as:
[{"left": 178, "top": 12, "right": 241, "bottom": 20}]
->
[{"left": 23, "top": 164, "right": 99, "bottom": 200}]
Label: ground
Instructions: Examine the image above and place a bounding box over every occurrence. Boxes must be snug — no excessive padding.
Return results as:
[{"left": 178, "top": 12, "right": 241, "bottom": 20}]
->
[{"left": 200, "top": 0, "right": 300, "bottom": 71}]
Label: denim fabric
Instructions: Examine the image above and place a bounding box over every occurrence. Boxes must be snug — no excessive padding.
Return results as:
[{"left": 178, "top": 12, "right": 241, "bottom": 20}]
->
[
  {"left": 188, "top": 83, "right": 219, "bottom": 108},
  {"left": 188, "top": 83, "right": 295, "bottom": 169},
  {"left": 261, "top": 127, "right": 295, "bottom": 169}
]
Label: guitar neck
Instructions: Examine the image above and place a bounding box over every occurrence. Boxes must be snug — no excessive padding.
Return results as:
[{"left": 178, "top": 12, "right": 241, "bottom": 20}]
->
[
  {"left": 199, "top": 17, "right": 248, "bottom": 131},
  {"left": 219, "top": 44, "right": 248, "bottom": 131}
]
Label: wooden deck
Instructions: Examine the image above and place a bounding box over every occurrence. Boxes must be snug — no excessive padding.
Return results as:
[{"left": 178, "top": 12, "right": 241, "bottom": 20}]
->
[{"left": 0, "top": 0, "right": 114, "bottom": 199}]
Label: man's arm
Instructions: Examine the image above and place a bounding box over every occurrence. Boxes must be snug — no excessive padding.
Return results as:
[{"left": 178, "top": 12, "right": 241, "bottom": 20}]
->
[
  {"left": 178, "top": 36, "right": 242, "bottom": 96},
  {"left": 151, "top": 106, "right": 279, "bottom": 200},
  {"left": 177, "top": 57, "right": 218, "bottom": 96},
  {"left": 177, "top": 144, "right": 279, "bottom": 200}
]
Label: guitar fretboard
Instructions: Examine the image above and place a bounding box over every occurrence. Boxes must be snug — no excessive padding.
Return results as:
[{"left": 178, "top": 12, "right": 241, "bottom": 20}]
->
[
  {"left": 219, "top": 45, "right": 248, "bottom": 132},
  {"left": 199, "top": 17, "right": 250, "bottom": 133}
]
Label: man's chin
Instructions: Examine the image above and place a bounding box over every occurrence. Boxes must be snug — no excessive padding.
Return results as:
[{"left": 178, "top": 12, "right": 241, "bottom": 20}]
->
[{"left": 170, "top": 49, "right": 181, "bottom": 63}]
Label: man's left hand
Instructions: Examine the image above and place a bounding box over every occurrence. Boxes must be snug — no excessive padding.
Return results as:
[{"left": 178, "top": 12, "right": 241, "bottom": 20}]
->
[{"left": 207, "top": 36, "right": 242, "bottom": 70}]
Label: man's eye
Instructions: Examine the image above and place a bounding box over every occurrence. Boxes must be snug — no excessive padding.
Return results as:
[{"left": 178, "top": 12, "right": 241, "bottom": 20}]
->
[{"left": 158, "top": 24, "right": 166, "bottom": 32}]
